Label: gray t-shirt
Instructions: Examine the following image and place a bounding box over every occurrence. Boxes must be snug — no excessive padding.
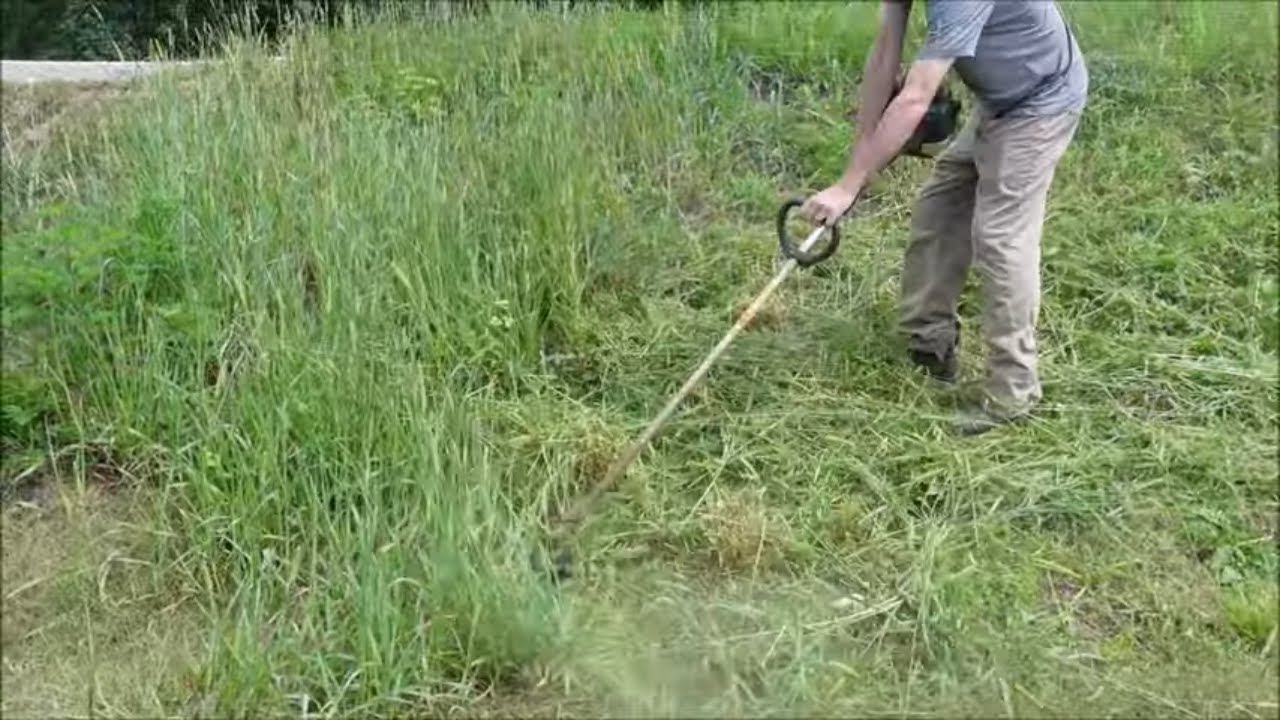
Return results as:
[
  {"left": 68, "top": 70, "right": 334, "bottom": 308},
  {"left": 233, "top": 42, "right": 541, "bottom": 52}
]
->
[{"left": 917, "top": 0, "right": 1088, "bottom": 117}]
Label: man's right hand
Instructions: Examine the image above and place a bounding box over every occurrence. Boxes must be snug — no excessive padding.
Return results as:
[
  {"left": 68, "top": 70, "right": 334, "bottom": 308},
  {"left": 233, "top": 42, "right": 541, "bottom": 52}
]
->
[{"left": 800, "top": 183, "right": 858, "bottom": 227}]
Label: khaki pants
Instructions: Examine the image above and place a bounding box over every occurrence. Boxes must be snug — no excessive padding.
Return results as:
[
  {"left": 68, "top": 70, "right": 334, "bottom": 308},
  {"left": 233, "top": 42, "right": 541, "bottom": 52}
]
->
[{"left": 899, "top": 110, "right": 1080, "bottom": 410}]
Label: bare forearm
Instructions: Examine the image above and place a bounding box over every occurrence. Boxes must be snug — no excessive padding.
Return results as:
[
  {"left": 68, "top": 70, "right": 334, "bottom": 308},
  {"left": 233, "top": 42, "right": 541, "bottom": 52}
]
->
[
  {"left": 840, "top": 92, "right": 929, "bottom": 191},
  {"left": 854, "top": 27, "right": 905, "bottom": 136}
]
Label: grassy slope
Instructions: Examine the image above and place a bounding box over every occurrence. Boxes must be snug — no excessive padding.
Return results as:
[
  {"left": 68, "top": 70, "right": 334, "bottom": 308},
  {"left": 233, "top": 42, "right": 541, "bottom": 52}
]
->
[{"left": 2, "top": 1, "right": 1277, "bottom": 717}]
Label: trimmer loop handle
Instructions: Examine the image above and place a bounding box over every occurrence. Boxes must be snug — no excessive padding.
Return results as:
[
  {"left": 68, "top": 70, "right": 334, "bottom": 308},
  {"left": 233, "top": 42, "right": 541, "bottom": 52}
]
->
[{"left": 776, "top": 197, "right": 842, "bottom": 268}]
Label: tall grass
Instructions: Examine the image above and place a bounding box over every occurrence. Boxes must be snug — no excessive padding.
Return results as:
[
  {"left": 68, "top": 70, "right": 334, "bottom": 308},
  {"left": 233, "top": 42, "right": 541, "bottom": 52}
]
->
[{"left": 2, "top": 1, "right": 1277, "bottom": 716}]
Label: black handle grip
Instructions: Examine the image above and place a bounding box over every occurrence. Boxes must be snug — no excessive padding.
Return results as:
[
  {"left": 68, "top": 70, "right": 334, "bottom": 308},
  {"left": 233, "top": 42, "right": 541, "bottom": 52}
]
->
[{"left": 776, "top": 197, "right": 841, "bottom": 268}]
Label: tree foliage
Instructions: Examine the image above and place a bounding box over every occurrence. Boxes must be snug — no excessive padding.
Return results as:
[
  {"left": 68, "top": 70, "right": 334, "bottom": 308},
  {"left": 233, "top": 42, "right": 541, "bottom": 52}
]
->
[{"left": 1, "top": 0, "right": 688, "bottom": 61}]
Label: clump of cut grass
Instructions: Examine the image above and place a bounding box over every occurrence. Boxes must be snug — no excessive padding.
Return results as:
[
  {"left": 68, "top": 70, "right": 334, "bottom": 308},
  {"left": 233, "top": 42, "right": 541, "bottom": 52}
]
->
[
  {"left": 2, "top": 0, "right": 1277, "bottom": 717},
  {"left": 698, "top": 487, "right": 791, "bottom": 573}
]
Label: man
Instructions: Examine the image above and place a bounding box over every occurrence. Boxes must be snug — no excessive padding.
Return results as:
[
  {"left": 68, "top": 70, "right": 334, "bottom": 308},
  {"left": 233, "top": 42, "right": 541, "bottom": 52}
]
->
[{"left": 801, "top": 0, "right": 1088, "bottom": 435}]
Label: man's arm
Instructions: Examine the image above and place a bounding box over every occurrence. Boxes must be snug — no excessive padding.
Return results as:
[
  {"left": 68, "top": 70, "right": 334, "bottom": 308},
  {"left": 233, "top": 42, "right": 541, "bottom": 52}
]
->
[
  {"left": 837, "top": 57, "right": 953, "bottom": 193},
  {"left": 800, "top": 58, "right": 952, "bottom": 226},
  {"left": 841, "top": 0, "right": 997, "bottom": 192},
  {"left": 801, "top": 0, "right": 994, "bottom": 227},
  {"left": 852, "top": 1, "right": 912, "bottom": 139}
]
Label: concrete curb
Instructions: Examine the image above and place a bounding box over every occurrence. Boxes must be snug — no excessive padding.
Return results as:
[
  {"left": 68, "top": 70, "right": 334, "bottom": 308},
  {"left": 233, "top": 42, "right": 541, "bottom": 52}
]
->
[{"left": 0, "top": 58, "right": 286, "bottom": 85}]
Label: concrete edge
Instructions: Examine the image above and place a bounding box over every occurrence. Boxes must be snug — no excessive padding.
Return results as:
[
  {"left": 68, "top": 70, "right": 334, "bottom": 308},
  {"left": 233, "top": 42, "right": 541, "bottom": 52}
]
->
[{"left": 1, "top": 58, "right": 285, "bottom": 85}]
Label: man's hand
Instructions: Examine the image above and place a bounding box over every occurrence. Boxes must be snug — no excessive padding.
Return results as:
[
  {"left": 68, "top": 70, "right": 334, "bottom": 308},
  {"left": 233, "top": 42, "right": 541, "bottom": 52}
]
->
[{"left": 800, "top": 182, "right": 859, "bottom": 227}]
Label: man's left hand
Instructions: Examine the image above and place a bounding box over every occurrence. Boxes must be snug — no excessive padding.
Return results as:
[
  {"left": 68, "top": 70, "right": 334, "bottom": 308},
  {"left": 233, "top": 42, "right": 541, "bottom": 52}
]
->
[{"left": 800, "top": 182, "right": 859, "bottom": 227}]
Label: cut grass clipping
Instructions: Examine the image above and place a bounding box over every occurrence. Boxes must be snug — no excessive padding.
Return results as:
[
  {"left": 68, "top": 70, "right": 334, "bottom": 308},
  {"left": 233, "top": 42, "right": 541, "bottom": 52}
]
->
[{"left": 2, "top": 1, "right": 1277, "bottom": 717}]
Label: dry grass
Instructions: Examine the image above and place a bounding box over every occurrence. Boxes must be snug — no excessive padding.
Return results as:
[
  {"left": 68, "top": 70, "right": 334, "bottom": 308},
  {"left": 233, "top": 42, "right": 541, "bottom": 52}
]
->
[
  {"left": 1, "top": 486, "right": 199, "bottom": 719},
  {"left": 1, "top": 81, "right": 129, "bottom": 157}
]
